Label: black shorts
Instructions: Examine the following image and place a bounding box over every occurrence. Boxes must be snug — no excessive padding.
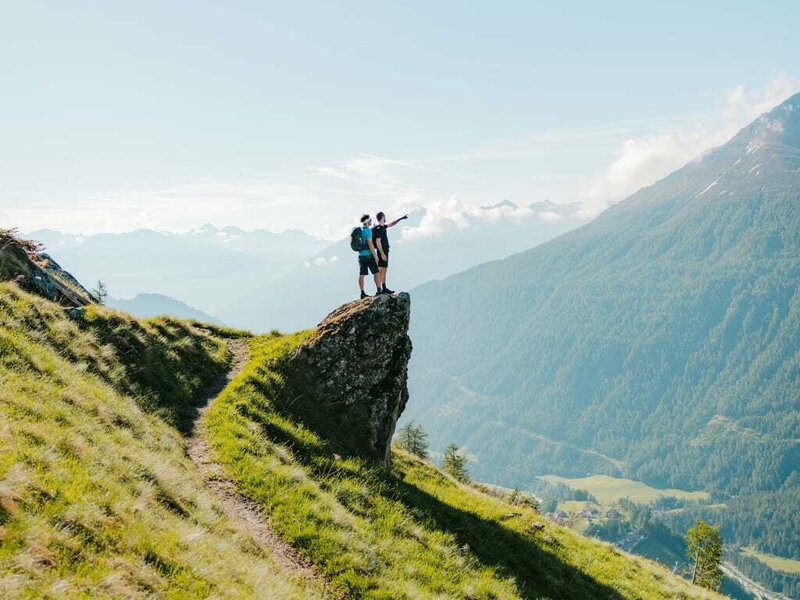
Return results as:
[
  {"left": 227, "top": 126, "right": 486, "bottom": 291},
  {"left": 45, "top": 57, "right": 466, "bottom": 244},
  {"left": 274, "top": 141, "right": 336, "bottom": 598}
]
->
[
  {"left": 378, "top": 251, "right": 389, "bottom": 268},
  {"left": 358, "top": 254, "right": 378, "bottom": 275}
]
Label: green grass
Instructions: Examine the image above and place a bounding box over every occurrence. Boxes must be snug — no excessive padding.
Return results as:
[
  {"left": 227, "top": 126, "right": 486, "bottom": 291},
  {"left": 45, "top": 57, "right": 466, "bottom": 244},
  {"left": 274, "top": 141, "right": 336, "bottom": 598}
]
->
[
  {"left": 742, "top": 547, "right": 800, "bottom": 574},
  {"left": 204, "top": 332, "right": 724, "bottom": 600},
  {"left": 79, "top": 305, "right": 234, "bottom": 429},
  {"left": 0, "top": 283, "right": 315, "bottom": 599},
  {"left": 542, "top": 475, "right": 709, "bottom": 505},
  {"left": 0, "top": 282, "right": 236, "bottom": 428},
  {"left": 630, "top": 532, "right": 687, "bottom": 571}
]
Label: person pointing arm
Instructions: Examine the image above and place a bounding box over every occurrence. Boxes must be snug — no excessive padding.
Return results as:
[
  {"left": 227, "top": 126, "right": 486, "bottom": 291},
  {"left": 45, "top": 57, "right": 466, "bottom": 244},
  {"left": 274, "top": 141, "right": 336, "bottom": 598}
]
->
[{"left": 373, "top": 212, "right": 408, "bottom": 295}]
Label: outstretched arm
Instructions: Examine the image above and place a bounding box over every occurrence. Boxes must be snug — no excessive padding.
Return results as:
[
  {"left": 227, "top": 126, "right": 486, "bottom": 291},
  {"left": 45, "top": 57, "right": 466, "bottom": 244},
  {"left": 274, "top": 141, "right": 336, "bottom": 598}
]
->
[{"left": 387, "top": 214, "right": 409, "bottom": 228}]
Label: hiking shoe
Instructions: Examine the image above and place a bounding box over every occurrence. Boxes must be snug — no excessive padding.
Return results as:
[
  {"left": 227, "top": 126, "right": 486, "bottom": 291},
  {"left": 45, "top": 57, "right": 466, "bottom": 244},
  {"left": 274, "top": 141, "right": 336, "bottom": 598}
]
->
[
  {"left": 383, "top": 286, "right": 395, "bottom": 294},
  {"left": 360, "top": 291, "right": 369, "bottom": 299}
]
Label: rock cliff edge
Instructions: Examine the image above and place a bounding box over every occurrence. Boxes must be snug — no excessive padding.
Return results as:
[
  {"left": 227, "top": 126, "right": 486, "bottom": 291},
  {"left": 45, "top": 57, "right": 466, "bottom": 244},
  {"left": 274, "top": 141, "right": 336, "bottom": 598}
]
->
[{"left": 282, "top": 293, "right": 412, "bottom": 467}]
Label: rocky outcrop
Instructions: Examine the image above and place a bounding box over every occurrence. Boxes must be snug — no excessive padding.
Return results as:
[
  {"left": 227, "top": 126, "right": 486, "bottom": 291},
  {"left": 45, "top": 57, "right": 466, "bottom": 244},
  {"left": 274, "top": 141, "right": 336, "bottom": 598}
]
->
[
  {"left": 0, "top": 229, "right": 95, "bottom": 306},
  {"left": 282, "top": 293, "right": 412, "bottom": 467}
]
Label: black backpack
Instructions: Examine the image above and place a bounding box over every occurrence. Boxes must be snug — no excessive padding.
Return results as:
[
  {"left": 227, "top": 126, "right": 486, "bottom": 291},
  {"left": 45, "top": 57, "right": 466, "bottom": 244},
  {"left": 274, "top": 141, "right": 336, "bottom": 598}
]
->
[{"left": 350, "top": 227, "right": 367, "bottom": 252}]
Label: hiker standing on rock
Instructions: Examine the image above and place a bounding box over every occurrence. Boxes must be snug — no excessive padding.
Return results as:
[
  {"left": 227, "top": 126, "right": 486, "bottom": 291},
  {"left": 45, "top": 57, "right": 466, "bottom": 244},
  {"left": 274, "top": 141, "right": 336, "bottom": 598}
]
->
[
  {"left": 372, "top": 212, "right": 408, "bottom": 295},
  {"left": 351, "top": 214, "right": 381, "bottom": 299}
]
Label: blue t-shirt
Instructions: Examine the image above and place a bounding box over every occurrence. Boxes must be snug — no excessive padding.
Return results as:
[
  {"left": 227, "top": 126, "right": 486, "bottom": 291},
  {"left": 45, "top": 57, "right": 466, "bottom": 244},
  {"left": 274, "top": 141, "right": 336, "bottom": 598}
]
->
[{"left": 359, "top": 226, "right": 373, "bottom": 257}]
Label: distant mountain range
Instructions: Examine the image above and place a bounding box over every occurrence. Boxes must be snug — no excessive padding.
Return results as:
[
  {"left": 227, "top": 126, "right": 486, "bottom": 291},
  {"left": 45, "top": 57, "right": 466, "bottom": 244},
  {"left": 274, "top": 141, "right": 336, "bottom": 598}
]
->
[
  {"left": 28, "top": 225, "right": 329, "bottom": 317},
  {"left": 407, "top": 93, "right": 800, "bottom": 596},
  {"left": 221, "top": 201, "right": 583, "bottom": 331},
  {"left": 106, "top": 293, "right": 224, "bottom": 324},
  {"left": 29, "top": 201, "right": 584, "bottom": 332}
]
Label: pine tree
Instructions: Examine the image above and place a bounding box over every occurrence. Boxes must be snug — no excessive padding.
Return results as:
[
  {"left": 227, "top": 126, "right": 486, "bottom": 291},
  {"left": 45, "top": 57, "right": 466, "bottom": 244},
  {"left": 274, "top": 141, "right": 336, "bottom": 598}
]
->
[
  {"left": 395, "top": 422, "right": 415, "bottom": 452},
  {"left": 442, "top": 443, "right": 469, "bottom": 483},
  {"left": 93, "top": 280, "right": 108, "bottom": 305},
  {"left": 408, "top": 423, "right": 429, "bottom": 459},
  {"left": 685, "top": 520, "right": 723, "bottom": 591},
  {"left": 394, "top": 421, "right": 429, "bottom": 459}
]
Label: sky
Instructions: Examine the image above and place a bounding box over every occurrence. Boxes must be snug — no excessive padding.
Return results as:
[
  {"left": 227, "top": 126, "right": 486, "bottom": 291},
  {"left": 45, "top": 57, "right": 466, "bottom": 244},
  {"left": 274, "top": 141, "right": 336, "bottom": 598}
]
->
[{"left": 2, "top": 0, "right": 799, "bottom": 239}]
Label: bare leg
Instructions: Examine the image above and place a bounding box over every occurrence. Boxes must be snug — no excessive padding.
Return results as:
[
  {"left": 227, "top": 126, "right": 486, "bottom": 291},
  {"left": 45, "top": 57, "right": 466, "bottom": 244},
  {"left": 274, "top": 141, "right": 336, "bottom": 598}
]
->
[
  {"left": 373, "top": 273, "right": 381, "bottom": 293},
  {"left": 358, "top": 274, "right": 365, "bottom": 292}
]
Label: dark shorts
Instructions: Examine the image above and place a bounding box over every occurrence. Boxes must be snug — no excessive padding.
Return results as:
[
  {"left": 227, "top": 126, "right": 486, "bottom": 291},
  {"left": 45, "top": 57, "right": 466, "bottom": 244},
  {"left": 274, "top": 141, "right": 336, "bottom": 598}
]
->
[
  {"left": 378, "top": 251, "right": 389, "bottom": 268},
  {"left": 358, "top": 254, "right": 378, "bottom": 275}
]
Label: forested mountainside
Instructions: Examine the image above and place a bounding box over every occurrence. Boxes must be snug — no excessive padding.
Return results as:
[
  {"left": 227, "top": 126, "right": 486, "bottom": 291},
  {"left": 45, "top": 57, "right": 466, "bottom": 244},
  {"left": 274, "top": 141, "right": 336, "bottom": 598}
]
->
[{"left": 407, "top": 93, "right": 800, "bottom": 578}]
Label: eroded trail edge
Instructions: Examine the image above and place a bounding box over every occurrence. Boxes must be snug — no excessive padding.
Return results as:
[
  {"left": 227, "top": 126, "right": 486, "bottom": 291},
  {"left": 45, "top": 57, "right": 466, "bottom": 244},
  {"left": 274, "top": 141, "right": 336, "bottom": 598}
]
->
[{"left": 186, "top": 337, "right": 326, "bottom": 591}]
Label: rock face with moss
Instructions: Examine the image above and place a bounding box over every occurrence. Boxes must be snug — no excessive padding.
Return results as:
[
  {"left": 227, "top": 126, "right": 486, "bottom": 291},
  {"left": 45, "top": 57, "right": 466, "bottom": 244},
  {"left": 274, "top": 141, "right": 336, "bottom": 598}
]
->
[
  {"left": 0, "top": 229, "right": 95, "bottom": 306},
  {"left": 283, "top": 293, "right": 412, "bottom": 467}
]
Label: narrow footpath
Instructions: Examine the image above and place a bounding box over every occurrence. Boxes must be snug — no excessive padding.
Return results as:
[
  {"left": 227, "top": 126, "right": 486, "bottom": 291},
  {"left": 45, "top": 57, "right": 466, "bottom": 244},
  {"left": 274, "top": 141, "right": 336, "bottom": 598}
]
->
[{"left": 185, "top": 337, "right": 327, "bottom": 594}]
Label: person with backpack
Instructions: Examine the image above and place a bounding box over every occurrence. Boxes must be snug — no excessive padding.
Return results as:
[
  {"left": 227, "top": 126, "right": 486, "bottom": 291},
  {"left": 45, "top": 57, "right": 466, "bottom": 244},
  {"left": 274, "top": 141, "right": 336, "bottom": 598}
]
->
[
  {"left": 372, "top": 211, "right": 408, "bottom": 295},
  {"left": 351, "top": 214, "right": 380, "bottom": 299}
]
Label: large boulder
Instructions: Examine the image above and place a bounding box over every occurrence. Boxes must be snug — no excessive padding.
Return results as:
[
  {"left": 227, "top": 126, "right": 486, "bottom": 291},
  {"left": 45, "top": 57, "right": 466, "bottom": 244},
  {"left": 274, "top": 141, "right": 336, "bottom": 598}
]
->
[{"left": 282, "top": 293, "right": 412, "bottom": 467}]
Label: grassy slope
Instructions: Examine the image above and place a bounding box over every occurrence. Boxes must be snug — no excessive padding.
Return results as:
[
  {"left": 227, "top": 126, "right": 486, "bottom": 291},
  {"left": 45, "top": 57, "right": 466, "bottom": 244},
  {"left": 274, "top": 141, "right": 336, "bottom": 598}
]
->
[
  {"left": 0, "top": 283, "right": 314, "bottom": 599},
  {"left": 742, "top": 547, "right": 800, "bottom": 574},
  {"left": 205, "top": 332, "right": 725, "bottom": 600}
]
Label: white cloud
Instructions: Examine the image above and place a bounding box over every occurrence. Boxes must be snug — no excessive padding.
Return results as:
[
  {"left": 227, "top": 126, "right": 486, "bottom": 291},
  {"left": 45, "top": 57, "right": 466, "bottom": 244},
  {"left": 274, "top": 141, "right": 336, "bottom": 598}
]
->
[
  {"left": 577, "top": 73, "right": 800, "bottom": 218},
  {"left": 400, "top": 196, "right": 538, "bottom": 242},
  {"left": 479, "top": 201, "right": 534, "bottom": 222},
  {"left": 577, "top": 130, "right": 715, "bottom": 218},
  {"left": 312, "top": 155, "right": 411, "bottom": 193},
  {"left": 400, "top": 196, "right": 469, "bottom": 241},
  {"left": 727, "top": 85, "right": 746, "bottom": 106},
  {"left": 538, "top": 210, "right": 563, "bottom": 223},
  {"left": 6, "top": 75, "right": 797, "bottom": 237},
  {"left": 304, "top": 256, "right": 339, "bottom": 268},
  {"left": 7, "top": 173, "right": 396, "bottom": 240}
]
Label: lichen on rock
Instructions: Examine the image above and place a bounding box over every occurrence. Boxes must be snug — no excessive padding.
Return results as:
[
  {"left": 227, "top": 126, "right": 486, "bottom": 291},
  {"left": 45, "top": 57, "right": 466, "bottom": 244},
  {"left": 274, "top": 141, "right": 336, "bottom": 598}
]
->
[{"left": 282, "top": 292, "right": 412, "bottom": 467}]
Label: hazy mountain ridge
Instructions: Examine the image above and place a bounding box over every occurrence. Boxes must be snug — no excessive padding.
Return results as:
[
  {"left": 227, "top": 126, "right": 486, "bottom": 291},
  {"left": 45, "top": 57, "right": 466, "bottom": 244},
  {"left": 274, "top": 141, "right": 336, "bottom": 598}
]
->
[
  {"left": 26, "top": 225, "right": 328, "bottom": 316},
  {"left": 406, "top": 93, "right": 800, "bottom": 594},
  {"left": 107, "top": 292, "right": 224, "bottom": 324},
  {"left": 221, "top": 200, "right": 583, "bottom": 331},
  {"left": 27, "top": 202, "right": 584, "bottom": 333}
]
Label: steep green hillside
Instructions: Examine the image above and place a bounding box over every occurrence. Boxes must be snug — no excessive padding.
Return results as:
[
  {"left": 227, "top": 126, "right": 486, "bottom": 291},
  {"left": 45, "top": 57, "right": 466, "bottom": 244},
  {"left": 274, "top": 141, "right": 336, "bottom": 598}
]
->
[
  {"left": 0, "top": 283, "right": 314, "bottom": 599},
  {"left": 203, "top": 331, "right": 723, "bottom": 599},
  {"left": 407, "top": 93, "right": 800, "bottom": 572}
]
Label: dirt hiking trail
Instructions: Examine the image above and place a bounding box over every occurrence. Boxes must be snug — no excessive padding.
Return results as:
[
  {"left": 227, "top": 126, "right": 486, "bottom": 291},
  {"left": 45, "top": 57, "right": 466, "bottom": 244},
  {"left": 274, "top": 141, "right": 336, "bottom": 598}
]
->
[{"left": 185, "top": 337, "right": 330, "bottom": 596}]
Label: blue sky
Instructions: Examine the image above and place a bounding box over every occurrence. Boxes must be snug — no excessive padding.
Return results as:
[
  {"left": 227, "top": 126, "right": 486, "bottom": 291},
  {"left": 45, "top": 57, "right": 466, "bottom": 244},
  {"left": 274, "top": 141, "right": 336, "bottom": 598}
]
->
[{"left": 2, "top": 0, "right": 799, "bottom": 238}]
